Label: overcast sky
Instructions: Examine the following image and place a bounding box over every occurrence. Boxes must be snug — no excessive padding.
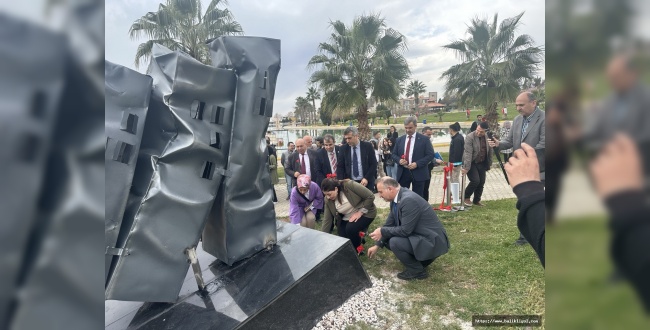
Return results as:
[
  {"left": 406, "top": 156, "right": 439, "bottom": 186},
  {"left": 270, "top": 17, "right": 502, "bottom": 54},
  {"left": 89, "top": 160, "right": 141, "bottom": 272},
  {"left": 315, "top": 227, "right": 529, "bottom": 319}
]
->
[{"left": 106, "top": 0, "right": 545, "bottom": 116}]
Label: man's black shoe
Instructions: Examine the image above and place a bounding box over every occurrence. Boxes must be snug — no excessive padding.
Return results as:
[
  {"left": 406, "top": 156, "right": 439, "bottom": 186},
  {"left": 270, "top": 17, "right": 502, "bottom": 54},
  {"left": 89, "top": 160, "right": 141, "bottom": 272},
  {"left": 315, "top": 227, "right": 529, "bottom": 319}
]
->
[
  {"left": 397, "top": 270, "right": 428, "bottom": 280},
  {"left": 514, "top": 238, "right": 528, "bottom": 246}
]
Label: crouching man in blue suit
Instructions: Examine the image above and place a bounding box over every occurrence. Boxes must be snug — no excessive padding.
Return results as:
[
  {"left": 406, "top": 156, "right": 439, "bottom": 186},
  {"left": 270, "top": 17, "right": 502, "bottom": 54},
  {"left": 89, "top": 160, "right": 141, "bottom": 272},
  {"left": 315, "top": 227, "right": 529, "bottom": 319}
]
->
[{"left": 368, "top": 176, "right": 450, "bottom": 280}]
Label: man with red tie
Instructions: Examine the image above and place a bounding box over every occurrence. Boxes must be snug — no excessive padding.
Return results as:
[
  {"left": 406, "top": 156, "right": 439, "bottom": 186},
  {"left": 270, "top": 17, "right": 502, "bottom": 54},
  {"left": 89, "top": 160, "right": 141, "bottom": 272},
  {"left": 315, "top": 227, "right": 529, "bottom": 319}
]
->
[
  {"left": 315, "top": 134, "right": 342, "bottom": 186},
  {"left": 391, "top": 117, "right": 435, "bottom": 198},
  {"left": 285, "top": 138, "right": 319, "bottom": 187}
]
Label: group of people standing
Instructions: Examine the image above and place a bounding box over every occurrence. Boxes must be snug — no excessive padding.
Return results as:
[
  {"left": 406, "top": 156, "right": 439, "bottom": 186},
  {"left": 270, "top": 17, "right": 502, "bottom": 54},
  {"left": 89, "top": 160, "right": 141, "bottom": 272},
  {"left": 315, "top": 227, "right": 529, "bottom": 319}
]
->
[{"left": 267, "top": 90, "right": 545, "bottom": 278}]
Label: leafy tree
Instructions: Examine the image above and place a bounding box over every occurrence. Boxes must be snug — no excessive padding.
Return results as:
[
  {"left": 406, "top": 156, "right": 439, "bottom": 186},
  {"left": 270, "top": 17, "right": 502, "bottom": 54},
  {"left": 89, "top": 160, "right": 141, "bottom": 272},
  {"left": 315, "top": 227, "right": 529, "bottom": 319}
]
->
[
  {"left": 405, "top": 80, "right": 427, "bottom": 114},
  {"left": 308, "top": 14, "right": 410, "bottom": 140},
  {"left": 129, "top": 0, "right": 243, "bottom": 68},
  {"left": 440, "top": 12, "right": 543, "bottom": 131}
]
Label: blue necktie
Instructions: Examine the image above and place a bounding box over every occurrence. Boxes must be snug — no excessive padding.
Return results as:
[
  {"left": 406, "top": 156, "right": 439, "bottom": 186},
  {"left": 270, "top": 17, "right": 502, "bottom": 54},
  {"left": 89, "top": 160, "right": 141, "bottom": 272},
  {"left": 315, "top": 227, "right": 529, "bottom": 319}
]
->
[
  {"left": 392, "top": 202, "right": 399, "bottom": 225},
  {"left": 352, "top": 146, "right": 360, "bottom": 178}
]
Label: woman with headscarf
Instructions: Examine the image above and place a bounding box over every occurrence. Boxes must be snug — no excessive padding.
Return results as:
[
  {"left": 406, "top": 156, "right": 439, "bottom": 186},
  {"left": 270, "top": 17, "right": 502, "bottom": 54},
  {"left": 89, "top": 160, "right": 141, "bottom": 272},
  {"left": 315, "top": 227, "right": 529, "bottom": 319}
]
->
[
  {"left": 289, "top": 175, "right": 324, "bottom": 229},
  {"left": 320, "top": 176, "right": 376, "bottom": 255}
]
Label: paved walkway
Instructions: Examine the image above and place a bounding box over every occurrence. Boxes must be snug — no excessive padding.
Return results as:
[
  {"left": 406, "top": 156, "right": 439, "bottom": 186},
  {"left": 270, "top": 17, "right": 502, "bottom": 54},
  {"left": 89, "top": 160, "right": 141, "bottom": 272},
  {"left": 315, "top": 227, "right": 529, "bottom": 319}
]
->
[{"left": 272, "top": 167, "right": 516, "bottom": 217}]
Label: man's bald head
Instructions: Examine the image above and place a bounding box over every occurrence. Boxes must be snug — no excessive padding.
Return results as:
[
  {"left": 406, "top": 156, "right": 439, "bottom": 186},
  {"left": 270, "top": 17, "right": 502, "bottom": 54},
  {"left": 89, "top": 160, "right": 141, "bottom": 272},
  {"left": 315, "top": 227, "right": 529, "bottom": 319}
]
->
[
  {"left": 295, "top": 138, "right": 306, "bottom": 154},
  {"left": 303, "top": 135, "right": 313, "bottom": 146},
  {"left": 607, "top": 54, "right": 639, "bottom": 93}
]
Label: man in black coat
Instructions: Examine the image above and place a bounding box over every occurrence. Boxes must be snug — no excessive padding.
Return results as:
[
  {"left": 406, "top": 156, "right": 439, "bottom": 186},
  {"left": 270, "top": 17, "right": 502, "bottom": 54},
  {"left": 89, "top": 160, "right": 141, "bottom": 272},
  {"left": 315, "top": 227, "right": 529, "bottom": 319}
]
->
[
  {"left": 448, "top": 122, "right": 465, "bottom": 184},
  {"left": 421, "top": 126, "right": 442, "bottom": 202},
  {"left": 391, "top": 117, "right": 435, "bottom": 198},
  {"left": 337, "top": 127, "right": 377, "bottom": 191},
  {"left": 315, "top": 134, "right": 342, "bottom": 186},
  {"left": 285, "top": 138, "right": 320, "bottom": 187}
]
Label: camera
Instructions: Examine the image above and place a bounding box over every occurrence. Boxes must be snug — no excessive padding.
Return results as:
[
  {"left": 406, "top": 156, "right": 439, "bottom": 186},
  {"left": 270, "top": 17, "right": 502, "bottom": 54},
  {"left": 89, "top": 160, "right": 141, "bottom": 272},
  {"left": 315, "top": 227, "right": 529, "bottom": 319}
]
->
[{"left": 487, "top": 130, "right": 495, "bottom": 140}]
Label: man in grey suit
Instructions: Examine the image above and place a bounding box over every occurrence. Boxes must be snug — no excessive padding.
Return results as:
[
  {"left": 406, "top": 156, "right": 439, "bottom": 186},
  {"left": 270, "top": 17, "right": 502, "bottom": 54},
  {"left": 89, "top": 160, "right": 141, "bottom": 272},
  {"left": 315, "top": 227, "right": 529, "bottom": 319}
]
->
[
  {"left": 490, "top": 91, "right": 545, "bottom": 245},
  {"left": 369, "top": 176, "right": 450, "bottom": 280},
  {"left": 490, "top": 92, "right": 545, "bottom": 180}
]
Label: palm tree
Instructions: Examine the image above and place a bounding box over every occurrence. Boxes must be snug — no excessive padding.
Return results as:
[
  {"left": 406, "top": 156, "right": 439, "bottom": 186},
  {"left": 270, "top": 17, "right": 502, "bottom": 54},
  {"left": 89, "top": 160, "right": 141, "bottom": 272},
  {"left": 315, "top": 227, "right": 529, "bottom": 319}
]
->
[
  {"left": 440, "top": 12, "right": 543, "bottom": 131},
  {"left": 405, "top": 80, "right": 427, "bottom": 114},
  {"left": 129, "top": 0, "right": 243, "bottom": 69},
  {"left": 308, "top": 14, "right": 410, "bottom": 140},
  {"left": 306, "top": 87, "right": 321, "bottom": 125},
  {"left": 294, "top": 96, "right": 311, "bottom": 125}
]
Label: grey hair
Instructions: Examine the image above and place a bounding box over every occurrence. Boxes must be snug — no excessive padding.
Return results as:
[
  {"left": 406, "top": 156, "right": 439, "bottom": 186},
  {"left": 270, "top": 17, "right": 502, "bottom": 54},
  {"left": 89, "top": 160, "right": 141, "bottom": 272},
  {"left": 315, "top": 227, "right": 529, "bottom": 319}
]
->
[
  {"left": 522, "top": 91, "right": 537, "bottom": 102},
  {"left": 343, "top": 126, "right": 359, "bottom": 136},
  {"left": 377, "top": 176, "right": 400, "bottom": 188},
  {"left": 404, "top": 116, "right": 417, "bottom": 126}
]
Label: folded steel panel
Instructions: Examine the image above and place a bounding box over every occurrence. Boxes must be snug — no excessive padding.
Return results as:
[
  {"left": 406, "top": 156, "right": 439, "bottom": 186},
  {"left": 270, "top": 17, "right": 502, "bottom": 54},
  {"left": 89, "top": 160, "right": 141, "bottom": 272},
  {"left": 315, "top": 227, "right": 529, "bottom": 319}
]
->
[
  {"left": 201, "top": 36, "right": 281, "bottom": 265},
  {"left": 104, "top": 61, "right": 152, "bottom": 283},
  {"left": 105, "top": 44, "right": 236, "bottom": 302}
]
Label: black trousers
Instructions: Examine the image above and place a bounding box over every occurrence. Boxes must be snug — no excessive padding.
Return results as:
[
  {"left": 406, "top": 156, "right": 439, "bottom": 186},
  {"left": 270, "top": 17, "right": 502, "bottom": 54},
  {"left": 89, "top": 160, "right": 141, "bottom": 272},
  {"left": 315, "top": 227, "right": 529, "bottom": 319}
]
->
[
  {"left": 398, "top": 170, "right": 425, "bottom": 198},
  {"left": 464, "top": 162, "right": 487, "bottom": 203},
  {"left": 338, "top": 216, "right": 374, "bottom": 248},
  {"left": 422, "top": 169, "right": 433, "bottom": 202},
  {"left": 386, "top": 237, "right": 436, "bottom": 272}
]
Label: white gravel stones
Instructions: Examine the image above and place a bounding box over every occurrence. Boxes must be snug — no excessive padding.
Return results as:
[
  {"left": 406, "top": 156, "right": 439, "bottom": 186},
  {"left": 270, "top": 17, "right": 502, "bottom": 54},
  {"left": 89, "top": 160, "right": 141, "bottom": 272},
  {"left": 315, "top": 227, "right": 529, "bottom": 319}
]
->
[{"left": 312, "top": 276, "right": 392, "bottom": 329}]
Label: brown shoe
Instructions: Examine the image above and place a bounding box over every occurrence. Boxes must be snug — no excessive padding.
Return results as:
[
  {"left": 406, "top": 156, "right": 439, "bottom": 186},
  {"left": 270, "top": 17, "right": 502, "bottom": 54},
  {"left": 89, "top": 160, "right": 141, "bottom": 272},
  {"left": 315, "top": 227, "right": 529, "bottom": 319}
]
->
[
  {"left": 463, "top": 199, "right": 472, "bottom": 207},
  {"left": 473, "top": 201, "right": 485, "bottom": 206}
]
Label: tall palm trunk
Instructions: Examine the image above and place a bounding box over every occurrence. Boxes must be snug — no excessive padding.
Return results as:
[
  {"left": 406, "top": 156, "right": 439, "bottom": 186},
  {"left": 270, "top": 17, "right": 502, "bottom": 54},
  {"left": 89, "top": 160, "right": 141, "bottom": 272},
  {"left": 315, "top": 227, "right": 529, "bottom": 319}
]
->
[
  {"left": 357, "top": 102, "right": 370, "bottom": 141},
  {"left": 485, "top": 101, "right": 499, "bottom": 133}
]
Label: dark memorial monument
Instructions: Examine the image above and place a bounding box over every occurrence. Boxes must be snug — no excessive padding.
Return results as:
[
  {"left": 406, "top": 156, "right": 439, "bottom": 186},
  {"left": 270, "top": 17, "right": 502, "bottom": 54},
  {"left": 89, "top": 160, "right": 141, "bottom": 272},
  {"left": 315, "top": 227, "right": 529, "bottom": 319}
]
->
[{"left": 105, "top": 36, "right": 371, "bottom": 329}]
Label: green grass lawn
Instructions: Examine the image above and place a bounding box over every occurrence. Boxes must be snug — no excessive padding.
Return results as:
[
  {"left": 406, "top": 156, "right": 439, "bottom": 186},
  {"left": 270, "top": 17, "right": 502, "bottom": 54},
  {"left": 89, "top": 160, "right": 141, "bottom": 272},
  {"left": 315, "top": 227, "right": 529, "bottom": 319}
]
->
[
  {"left": 546, "top": 217, "right": 649, "bottom": 329},
  {"left": 280, "top": 198, "right": 545, "bottom": 329}
]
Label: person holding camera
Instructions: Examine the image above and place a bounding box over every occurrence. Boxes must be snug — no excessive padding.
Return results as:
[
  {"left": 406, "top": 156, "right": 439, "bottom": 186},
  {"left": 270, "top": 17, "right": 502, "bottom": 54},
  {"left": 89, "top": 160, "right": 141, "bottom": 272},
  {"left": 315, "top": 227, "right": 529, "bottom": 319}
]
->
[
  {"left": 489, "top": 91, "right": 545, "bottom": 245},
  {"left": 461, "top": 122, "right": 493, "bottom": 206}
]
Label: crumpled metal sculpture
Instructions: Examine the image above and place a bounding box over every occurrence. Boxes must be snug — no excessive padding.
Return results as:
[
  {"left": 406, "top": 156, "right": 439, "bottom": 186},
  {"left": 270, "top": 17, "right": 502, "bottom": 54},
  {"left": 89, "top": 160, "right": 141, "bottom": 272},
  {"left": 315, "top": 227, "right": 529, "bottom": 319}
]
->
[
  {"left": 105, "top": 37, "right": 280, "bottom": 302},
  {"left": 201, "top": 36, "right": 280, "bottom": 266}
]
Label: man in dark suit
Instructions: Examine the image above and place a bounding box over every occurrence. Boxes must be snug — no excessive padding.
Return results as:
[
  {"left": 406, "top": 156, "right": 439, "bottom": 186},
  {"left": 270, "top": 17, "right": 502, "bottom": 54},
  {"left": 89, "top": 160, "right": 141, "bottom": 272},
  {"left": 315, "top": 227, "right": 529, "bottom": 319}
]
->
[
  {"left": 337, "top": 127, "right": 377, "bottom": 191},
  {"left": 285, "top": 138, "right": 319, "bottom": 187},
  {"left": 391, "top": 117, "right": 435, "bottom": 198},
  {"left": 421, "top": 126, "right": 443, "bottom": 201},
  {"left": 315, "top": 134, "right": 342, "bottom": 186},
  {"left": 369, "top": 176, "right": 450, "bottom": 280}
]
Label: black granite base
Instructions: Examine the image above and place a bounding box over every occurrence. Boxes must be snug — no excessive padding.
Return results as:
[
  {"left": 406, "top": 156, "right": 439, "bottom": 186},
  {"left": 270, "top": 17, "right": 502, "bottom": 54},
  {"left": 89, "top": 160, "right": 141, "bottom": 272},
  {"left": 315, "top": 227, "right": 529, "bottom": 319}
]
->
[{"left": 105, "top": 221, "right": 371, "bottom": 330}]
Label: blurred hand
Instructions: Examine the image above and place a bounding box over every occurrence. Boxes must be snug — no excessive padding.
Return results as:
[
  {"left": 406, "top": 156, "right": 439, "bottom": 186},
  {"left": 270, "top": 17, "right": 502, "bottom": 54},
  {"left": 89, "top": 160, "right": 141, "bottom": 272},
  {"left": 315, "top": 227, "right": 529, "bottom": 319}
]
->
[
  {"left": 590, "top": 134, "right": 643, "bottom": 199},
  {"left": 488, "top": 139, "right": 499, "bottom": 148},
  {"left": 399, "top": 159, "right": 408, "bottom": 166},
  {"left": 462, "top": 168, "right": 469, "bottom": 174},
  {"left": 407, "top": 162, "right": 417, "bottom": 170},
  {"left": 360, "top": 178, "right": 368, "bottom": 186},
  {"left": 367, "top": 245, "right": 379, "bottom": 258},
  {"left": 435, "top": 159, "right": 443, "bottom": 164},
  {"left": 504, "top": 143, "right": 540, "bottom": 188},
  {"left": 349, "top": 211, "right": 363, "bottom": 222}
]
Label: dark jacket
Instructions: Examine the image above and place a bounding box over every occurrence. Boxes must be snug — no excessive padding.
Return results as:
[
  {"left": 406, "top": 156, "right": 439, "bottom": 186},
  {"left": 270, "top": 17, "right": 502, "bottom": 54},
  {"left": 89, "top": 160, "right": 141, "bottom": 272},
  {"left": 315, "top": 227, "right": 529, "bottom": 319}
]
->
[
  {"left": 337, "top": 141, "right": 378, "bottom": 190},
  {"left": 315, "top": 146, "right": 342, "bottom": 186},
  {"left": 470, "top": 121, "right": 479, "bottom": 133},
  {"left": 449, "top": 132, "right": 465, "bottom": 163},
  {"left": 376, "top": 187, "right": 450, "bottom": 261},
  {"left": 285, "top": 149, "right": 320, "bottom": 187},
  {"left": 391, "top": 132, "right": 435, "bottom": 182},
  {"left": 321, "top": 180, "right": 376, "bottom": 233},
  {"left": 513, "top": 181, "right": 545, "bottom": 267},
  {"left": 604, "top": 190, "right": 650, "bottom": 312}
]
